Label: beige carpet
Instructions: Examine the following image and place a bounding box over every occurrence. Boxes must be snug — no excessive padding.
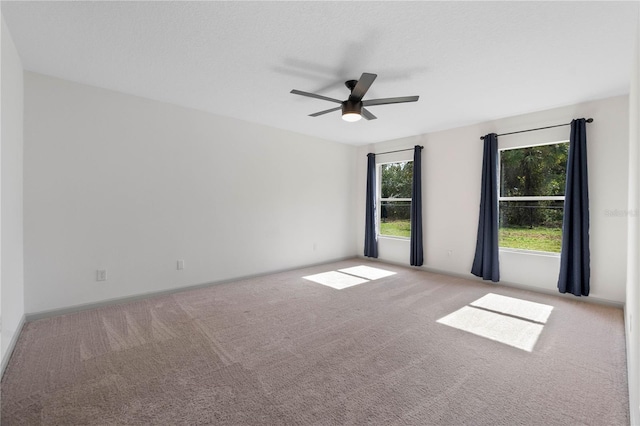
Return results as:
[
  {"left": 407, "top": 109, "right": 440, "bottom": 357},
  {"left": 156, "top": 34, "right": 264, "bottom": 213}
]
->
[{"left": 1, "top": 259, "right": 629, "bottom": 425}]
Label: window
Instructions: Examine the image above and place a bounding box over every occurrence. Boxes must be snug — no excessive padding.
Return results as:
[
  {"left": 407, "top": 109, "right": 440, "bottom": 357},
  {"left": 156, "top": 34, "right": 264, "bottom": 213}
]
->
[
  {"left": 499, "top": 142, "right": 568, "bottom": 253},
  {"left": 379, "top": 161, "right": 413, "bottom": 238}
]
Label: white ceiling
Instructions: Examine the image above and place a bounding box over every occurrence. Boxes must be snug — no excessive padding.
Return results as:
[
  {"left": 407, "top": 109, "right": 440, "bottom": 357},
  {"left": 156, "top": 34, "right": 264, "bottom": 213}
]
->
[{"left": 2, "top": 1, "right": 638, "bottom": 146}]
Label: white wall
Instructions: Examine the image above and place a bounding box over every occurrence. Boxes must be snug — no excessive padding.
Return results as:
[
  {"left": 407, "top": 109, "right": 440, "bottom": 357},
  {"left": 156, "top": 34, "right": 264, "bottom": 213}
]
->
[
  {"left": 23, "top": 72, "right": 357, "bottom": 314},
  {"left": 357, "top": 95, "right": 629, "bottom": 304},
  {"left": 626, "top": 8, "right": 640, "bottom": 425},
  {"left": 1, "top": 14, "right": 25, "bottom": 364}
]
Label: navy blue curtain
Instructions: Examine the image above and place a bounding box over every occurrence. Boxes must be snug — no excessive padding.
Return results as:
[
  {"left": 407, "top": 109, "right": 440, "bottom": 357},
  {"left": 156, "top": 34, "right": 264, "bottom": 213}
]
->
[
  {"left": 471, "top": 134, "right": 500, "bottom": 282},
  {"left": 410, "top": 146, "right": 424, "bottom": 266},
  {"left": 364, "top": 153, "right": 378, "bottom": 258},
  {"left": 558, "top": 119, "right": 590, "bottom": 296}
]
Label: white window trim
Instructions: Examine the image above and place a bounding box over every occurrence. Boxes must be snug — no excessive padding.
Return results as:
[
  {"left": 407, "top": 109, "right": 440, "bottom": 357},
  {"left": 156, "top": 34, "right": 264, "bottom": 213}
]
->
[
  {"left": 499, "top": 247, "right": 561, "bottom": 257},
  {"left": 499, "top": 196, "right": 565, "bottom": 202},
  {"left": 380, "top": 197, "right": 412, "bottom": 202}
]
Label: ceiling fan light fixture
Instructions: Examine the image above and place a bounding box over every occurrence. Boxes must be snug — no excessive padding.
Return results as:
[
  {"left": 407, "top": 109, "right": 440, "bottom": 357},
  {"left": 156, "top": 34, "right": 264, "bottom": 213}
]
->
[
  {"left": 342, "top": 112, "right": 362, "bottom": 122},
  {"left": 342, "top": 100, "right": 362, "bottom": 122}
]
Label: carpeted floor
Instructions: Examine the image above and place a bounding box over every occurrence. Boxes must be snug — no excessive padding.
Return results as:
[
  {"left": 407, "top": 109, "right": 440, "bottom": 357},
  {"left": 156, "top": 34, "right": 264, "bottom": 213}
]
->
[{"left": 1, "top": 259, "right": 629, "bottom": 425}]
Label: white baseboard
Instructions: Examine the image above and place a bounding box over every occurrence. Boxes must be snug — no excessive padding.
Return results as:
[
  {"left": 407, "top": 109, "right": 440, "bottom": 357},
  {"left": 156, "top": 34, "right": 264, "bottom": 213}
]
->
[
  {"left": 25, "top": 256, "right": 355, "bottom": 322},
  {"left": 358, "top": 255, "right": 624, "bottom": 308},
  {"left": 1, "top": 314, "right": 26, "bottom": 380}
]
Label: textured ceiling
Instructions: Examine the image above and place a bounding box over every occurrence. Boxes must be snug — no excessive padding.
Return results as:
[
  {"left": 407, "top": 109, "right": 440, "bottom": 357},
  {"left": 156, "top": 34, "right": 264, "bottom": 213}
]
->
[{"left": 2, "top": 1, "right": 638, "bottom": 145}]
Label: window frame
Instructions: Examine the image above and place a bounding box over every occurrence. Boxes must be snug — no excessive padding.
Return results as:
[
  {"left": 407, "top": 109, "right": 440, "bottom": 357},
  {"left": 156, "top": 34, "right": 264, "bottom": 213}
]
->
[
  {"left": 498, "top": 140, "right": 569, "bottom": 254},
  {"left": 377, "top": 160, "right": 413, "bottom": 240}
]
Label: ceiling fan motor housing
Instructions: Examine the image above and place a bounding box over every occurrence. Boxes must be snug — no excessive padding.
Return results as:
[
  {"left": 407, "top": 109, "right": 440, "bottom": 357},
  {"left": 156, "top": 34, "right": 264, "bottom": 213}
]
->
[{"left": 342, "top": 99, "right": 362, "bottom": 116}]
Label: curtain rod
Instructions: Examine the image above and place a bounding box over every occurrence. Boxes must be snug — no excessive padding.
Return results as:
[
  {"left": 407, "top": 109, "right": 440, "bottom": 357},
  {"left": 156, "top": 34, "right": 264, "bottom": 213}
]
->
[
  {"left": 479, "top": 118, "right": 594, "bottom": 140},
  {"left": 374, "top": 146, "right": 424, "bottom": 155}
]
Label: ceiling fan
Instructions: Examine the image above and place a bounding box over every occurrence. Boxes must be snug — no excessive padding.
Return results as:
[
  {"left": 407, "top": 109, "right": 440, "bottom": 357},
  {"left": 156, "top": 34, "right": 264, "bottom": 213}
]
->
[{"left": 290, "top": 72, "right": 419, "bottom": 122}]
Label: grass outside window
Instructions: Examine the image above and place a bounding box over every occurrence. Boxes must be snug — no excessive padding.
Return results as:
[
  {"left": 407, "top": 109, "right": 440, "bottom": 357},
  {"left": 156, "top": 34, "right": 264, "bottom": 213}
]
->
[
  {"left": 380, "top": 220, "right": 411, "bottom": 238},
  {"left": 380, "top": 223, "right": 562, "bottom": 252},
  {"left": 499, "top": 227, "right": 562, "bottom": 253}
]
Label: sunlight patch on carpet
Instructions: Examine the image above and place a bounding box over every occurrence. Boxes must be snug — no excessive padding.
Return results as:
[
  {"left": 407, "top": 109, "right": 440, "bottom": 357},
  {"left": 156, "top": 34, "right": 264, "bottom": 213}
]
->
[
  {"left": 437, "top": 293, "right": 553, "bottom": 352},
  {"left": 303, "top": 265, "right": 395, "bottom": 290},
  {"left": 338, "top": 265, "right": 396, "bottom": 280},
  {"left": 470, "top": 293, "right": 553, "bottom": 324},
  {"left": 303, "top": 271, "right": 369, "bottom": 290}
]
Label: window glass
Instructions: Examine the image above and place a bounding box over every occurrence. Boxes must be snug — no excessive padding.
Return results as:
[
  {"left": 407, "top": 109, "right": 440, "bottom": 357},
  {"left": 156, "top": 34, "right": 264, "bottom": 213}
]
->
[
  {"left": 499, "top": 142, "right": 568, "bottom": 253},
  {"left": 379, "top": 161, "right": 413, "bottom": 238},
  {"left": 499, "top": 200, "right": 564, "bottom": 253}
]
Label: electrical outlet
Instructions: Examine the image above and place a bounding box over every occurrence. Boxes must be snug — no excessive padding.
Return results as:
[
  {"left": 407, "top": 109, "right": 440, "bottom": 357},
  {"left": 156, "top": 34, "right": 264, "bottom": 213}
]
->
[
  {"left": 177, "top": 259, "right": 185, "bottom": 270},
  {"left": 96, "top": 269, "right": 107, "bottom": 281}
]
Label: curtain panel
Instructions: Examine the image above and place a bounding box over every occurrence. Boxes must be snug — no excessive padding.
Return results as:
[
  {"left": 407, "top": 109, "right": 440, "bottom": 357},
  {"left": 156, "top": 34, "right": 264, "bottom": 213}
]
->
[
  {"left": 471, "top": 133, "right": 500, "bottom": 282},
  {"left": 410, "top": 146, "right": 424, "bottom": 266},
  {"left": 558, "top": 118, "right": 591, "bottom": 296},
  {"left": 364, "top": 153, "right": 378, "bottom": 258}
]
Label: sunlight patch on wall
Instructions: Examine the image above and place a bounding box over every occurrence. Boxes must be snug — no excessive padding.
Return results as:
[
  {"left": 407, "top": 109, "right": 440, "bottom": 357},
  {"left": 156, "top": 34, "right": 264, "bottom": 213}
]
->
[
  {"left": 303, "top": 266, "right": 396, "bottom": 290},
  {"left": 437, "top": 293, "right": 553, "bottom": 352}
]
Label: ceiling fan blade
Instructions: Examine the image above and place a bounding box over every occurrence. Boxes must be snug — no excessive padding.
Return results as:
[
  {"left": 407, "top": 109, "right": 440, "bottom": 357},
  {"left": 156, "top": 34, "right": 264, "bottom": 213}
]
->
[
  {"left": 290, "top": 89, "right": 343, "bottom": 104},
  {"left": 362, "top": 95, "right": 419, "bottom": 107},
  {"left": 309, "top": 106, "right": 342, "bottom": 117},
  {"left": 349, "top": 73, "right": 377, "bottom": 102},
  {"left": 361, "top": 108, "right": 377, "bottom": 120}
]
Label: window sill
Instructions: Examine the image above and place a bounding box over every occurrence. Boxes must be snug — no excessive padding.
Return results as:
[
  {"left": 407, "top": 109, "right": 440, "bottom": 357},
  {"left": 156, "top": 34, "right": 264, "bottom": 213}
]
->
[
  {"left": 499, "top": 247, "right": 560, "bottom": 258},
  {"left": 378, "top": 235, "right": 410, "bottom": 241}
]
